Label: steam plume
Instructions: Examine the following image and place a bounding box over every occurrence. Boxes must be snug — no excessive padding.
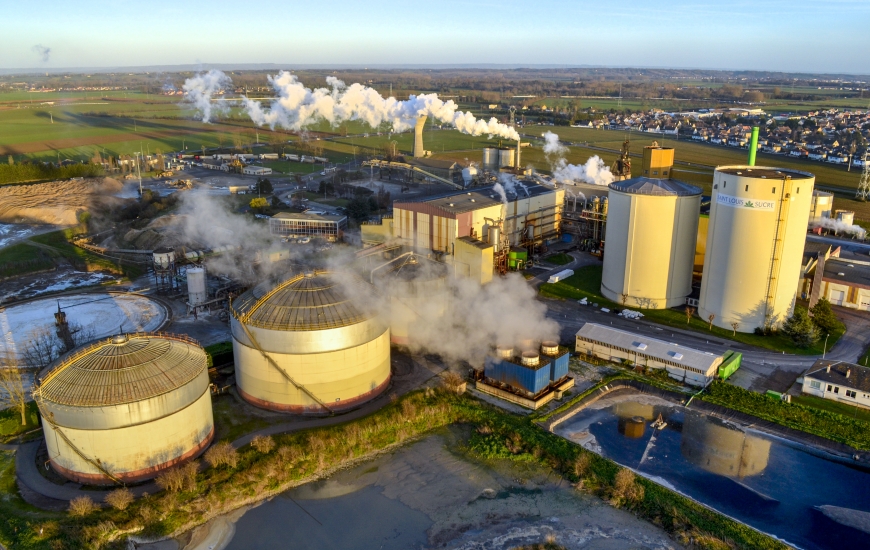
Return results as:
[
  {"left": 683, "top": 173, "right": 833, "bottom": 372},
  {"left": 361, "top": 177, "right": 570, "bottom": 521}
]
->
[
  {"left": 542, "top": 131, "right": 614, "bottom": 186},
  {"left": 811, "top": 217, "right": 867, "bottom": 239},
  {"left": 183, "top": 70, "right": 518, "bottom": 139},
  {"left": 32, "top": 44, "right": 51, "bottom": 63},
  {"left": 183, "top": 70, "right": 232, "bottom": 123}
]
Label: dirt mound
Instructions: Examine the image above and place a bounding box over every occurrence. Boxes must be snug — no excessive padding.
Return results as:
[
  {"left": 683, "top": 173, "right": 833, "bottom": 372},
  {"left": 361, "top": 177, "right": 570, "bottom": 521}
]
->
[
  {"left": 0, "top": 178, "right": 124, "bottom": 225},
  {"left": 122, "top": 214, "right": 202, "bottom": 250}
]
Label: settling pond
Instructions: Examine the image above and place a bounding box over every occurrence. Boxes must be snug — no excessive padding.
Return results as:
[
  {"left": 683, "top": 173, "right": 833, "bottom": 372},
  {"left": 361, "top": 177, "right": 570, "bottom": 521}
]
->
[{"left": 554, "top": 392, "right": 870, "bottom": 550}]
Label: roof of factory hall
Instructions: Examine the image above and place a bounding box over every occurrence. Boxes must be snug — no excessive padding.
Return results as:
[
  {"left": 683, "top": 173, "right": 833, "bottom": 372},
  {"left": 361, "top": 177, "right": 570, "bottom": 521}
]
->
[
  {"left": 575, "top": 323, "right": 722, "bottom": 375},
  {"left": 805, "top": 360, "right": 870, "bottom": 392},
  {"left": 271, "top": 212, "right": 347, "bottom": 223},
  {"left": 394, "top": 182, "right": 556, "bottom": 215},
  {"left": 822, "top": 257, "right": 870, "bottom": 289},
  {"left": 230, "top": 270, "right": 376, "bottom": 331},
  {"left": 609, "top": 177, "right": 702, "bottom": 197},
  {"left": 35, "top": 333, "right": 207, "bottom": 407}
]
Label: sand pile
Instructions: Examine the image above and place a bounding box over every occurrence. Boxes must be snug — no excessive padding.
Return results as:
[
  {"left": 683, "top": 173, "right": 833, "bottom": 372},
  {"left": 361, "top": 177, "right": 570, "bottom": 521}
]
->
[
  {"left": 0, "top": 178, "right": 124, "bottom": 225},
  {"left": 123, "top": 214, "right": 203, "bottom": 250}
]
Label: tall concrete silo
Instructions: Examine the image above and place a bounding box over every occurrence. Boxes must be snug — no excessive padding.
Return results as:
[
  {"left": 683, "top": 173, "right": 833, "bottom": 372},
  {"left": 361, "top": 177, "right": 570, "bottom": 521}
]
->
[
  {"left": 187, "top": 267, "right": 207, "bottom": 307},
  {"left": 698, "top": 166, "right": 815, "bottom": 332},
  {"left": 601, "top": 177, "right": 702, "bottom": 309},
  {"left": 230, "top": 271, "right": 390, "bottom": 413},
  {"left": 413, "top": 115, "right": 427, "bottom": 158},
  {"left": 33, "top": 333, "right": 213, "bottom": 485}
]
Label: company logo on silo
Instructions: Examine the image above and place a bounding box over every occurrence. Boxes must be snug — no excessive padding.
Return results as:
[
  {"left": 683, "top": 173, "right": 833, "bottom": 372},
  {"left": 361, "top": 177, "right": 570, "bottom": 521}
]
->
[{"left": 716, "top": 193, "right": 775, "bottom": 211}]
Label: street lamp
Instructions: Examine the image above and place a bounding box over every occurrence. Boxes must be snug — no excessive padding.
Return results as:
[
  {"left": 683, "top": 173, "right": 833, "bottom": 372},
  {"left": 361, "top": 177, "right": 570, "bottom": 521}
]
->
[{"left": 823, "top": 333, "right": 830, "bottom": 358}]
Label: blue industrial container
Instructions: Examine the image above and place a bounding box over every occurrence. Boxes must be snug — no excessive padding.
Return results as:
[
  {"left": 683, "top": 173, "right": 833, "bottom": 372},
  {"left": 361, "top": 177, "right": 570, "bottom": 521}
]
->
[
  {"left": 561, "top": 234, "right": 573, "bottom": 243},
  {"left": 549, "top": 351, "right": 569, "bottom": 381},
  {"left": 484, "top": 356, "right": 551, "bottom": 395}
]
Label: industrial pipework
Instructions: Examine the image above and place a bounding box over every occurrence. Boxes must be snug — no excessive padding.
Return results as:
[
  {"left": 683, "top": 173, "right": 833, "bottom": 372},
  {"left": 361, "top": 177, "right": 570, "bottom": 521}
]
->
[{"left": 748, "top": 127, "right": 759, "bottom": 166}]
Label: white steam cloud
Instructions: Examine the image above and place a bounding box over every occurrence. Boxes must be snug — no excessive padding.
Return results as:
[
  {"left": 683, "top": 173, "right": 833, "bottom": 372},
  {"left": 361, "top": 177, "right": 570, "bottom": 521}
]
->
[
  {"left": 183, "top": 70, "right": 519, "bottom": 140},
  {"left": 811, "top": 217, "right": 867, "bottom": 239},
  {"left": 362, "top": 258, "right": 561, "bottom": 365},
  {"left": 183, "top": 70, "right": 232, "bottom": 123},
  {"left": 32, "top": 44, "right": 51, "bottom": 63},
  {"left": 542, "top": 131, "right": 615, "bottom": 187}
]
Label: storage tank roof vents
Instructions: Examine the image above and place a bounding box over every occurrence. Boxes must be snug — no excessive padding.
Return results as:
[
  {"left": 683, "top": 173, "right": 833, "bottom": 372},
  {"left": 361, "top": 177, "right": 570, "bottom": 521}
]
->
[
  {"left": 36, "top": 333, "right": 206, "bottom": 408},
  {"left": 231, "top": 271, "right": 375, "bottom": 331},
  {"left": 609, "top": 177, "right": 701, "bottom": 197}
]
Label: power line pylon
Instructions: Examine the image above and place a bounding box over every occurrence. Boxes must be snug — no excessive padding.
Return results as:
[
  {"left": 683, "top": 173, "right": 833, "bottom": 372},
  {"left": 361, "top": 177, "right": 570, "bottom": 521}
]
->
[{"left": 857, "top": 152, "right": 870, "bottom": 201}]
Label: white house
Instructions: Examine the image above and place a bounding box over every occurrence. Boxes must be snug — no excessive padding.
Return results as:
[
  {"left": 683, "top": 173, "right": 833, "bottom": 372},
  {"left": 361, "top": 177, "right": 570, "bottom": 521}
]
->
[{"left": 801, "top": 360, "right": 870, "bottom": 410}]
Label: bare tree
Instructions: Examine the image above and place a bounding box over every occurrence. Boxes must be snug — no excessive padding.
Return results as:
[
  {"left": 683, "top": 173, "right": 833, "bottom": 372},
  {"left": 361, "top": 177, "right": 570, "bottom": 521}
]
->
[
  {"left": 0, "top": 364, "right": 29, "bottom": 426},
  {"left": 731, "top": 322, "right": 740, "bottom": 336},
  {"left": 685, "top": 306, "right": 695, "bottom": 325},
  {"left": 708, "top": 314, "right": 715, "bottom": 331},
  {"left": 22, "top": 328, "right": 60, "bottom": 371}
]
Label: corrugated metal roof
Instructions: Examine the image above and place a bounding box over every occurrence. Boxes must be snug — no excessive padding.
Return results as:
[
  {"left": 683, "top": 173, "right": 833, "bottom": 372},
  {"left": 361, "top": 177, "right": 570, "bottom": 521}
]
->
[
  {"left": 231, "top": 271, "right": 375, "bottom": 331},
  {"left": 576, "top": 323, "right": 721, "bottom": 374},
  {"left": 36, "top": 333, "right": 206, "bottom": 407},
  {"left": 609, "top": 177, "right": 702, "bottom": 197}
]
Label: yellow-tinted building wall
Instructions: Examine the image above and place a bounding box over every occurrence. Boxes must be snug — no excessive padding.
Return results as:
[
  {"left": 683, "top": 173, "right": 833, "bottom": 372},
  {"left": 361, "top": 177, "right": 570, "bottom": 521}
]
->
[
  {"left": 454, "top": 237, "right": 494, "bottom": 285},
  {"left": 642, "top": 146, "right": 675, "bottom": 178},
  {"left": 361, "top": 218, "right": 395, "bottom": 246}
]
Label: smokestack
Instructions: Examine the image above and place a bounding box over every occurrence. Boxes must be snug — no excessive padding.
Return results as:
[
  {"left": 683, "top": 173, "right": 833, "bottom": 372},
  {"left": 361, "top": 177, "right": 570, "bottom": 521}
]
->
[
  {"left": 413, "top": 115, "right": 427, "bottom": 158},
  {"left": 748, "top": 126, "right": 759, "bottom": 166},
  {"left": 516, "top": 139, "right": 521, "bottom": 171}
]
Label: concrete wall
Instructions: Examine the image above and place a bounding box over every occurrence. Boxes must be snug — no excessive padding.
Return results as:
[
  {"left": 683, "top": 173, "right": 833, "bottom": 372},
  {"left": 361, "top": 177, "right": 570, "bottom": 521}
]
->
[
  {"left": 44, "top": 389, "right": 214, "bottom": 484},
  {"left": 699, "top": 167, "right": 814, "bottom": 331},
  {"left": 601, "top": 190, "right": 699, "bottom": 309},
  {"left": 453, "top": 238, "right": 494, "bottom": 285}
]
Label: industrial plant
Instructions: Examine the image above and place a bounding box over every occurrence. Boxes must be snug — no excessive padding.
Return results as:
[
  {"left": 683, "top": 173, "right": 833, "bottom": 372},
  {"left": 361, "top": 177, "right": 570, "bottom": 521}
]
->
[{"left": 32, "top": 332, "right": 214, "bottom": 484}]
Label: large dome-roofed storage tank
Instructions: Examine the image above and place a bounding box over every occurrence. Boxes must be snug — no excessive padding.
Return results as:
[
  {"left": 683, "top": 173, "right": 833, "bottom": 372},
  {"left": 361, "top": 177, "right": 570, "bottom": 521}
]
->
[
  {"left": 33, "top": 333, "right": 214, "bottom": 485},
  {"left": 698, "top": 167, "right": 815, "bottom": 332},
  {"left": 601, "top": 177, "right": 702, "bottom": 309},
  {"left": 230, "top": 271, "right": 390, "bottom": 414}
]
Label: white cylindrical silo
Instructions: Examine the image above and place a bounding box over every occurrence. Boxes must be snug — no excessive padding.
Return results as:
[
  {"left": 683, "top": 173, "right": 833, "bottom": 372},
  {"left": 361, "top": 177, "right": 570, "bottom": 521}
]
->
[
  {"left": 698, "top": 166, "right": 815, "bottom": 332},
  {"left": 187, "top": 267, "right": 207, "bottom": 306},
  {"left": 601, "top": 178, "right": 702, "bottom": 309}
]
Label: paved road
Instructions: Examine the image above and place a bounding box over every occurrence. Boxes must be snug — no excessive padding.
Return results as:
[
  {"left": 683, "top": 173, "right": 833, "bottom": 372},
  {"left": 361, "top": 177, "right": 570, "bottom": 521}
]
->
[{"left": 542, "top": 285, "right": 870, "bottom": 393}]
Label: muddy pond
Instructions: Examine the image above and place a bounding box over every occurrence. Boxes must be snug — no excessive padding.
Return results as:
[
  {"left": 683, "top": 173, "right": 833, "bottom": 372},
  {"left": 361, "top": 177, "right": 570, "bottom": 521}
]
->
[
  {"left": 555, "top": 392, "right": 870, "bottom": 550},
  {"left": 175, "top": 429, "right": 680, "bottom": 550}
]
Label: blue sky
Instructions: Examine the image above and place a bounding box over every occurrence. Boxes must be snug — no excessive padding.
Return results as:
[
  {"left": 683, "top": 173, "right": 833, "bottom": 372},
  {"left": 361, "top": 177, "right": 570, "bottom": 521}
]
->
[{"left": 2, "top": 0, "right": 869, "bottom": 73}]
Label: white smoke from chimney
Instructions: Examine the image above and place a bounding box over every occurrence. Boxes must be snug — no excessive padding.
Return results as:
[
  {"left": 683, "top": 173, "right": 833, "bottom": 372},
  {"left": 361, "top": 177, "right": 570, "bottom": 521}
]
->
[
  {"left": 810, "top": 217, "right": 867, "bottom": 239},
  {"left": 553, "top": 156, "right": 614, "bottom": 187},
  {"left": 542, "top": 131, "right": 614, "bottom": 186},
  {"left": 183, "top": 70, "right": 232, "bottom": 123},
  {"left": 241, "top": 71, "right": 520, "bottom": 140}
]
